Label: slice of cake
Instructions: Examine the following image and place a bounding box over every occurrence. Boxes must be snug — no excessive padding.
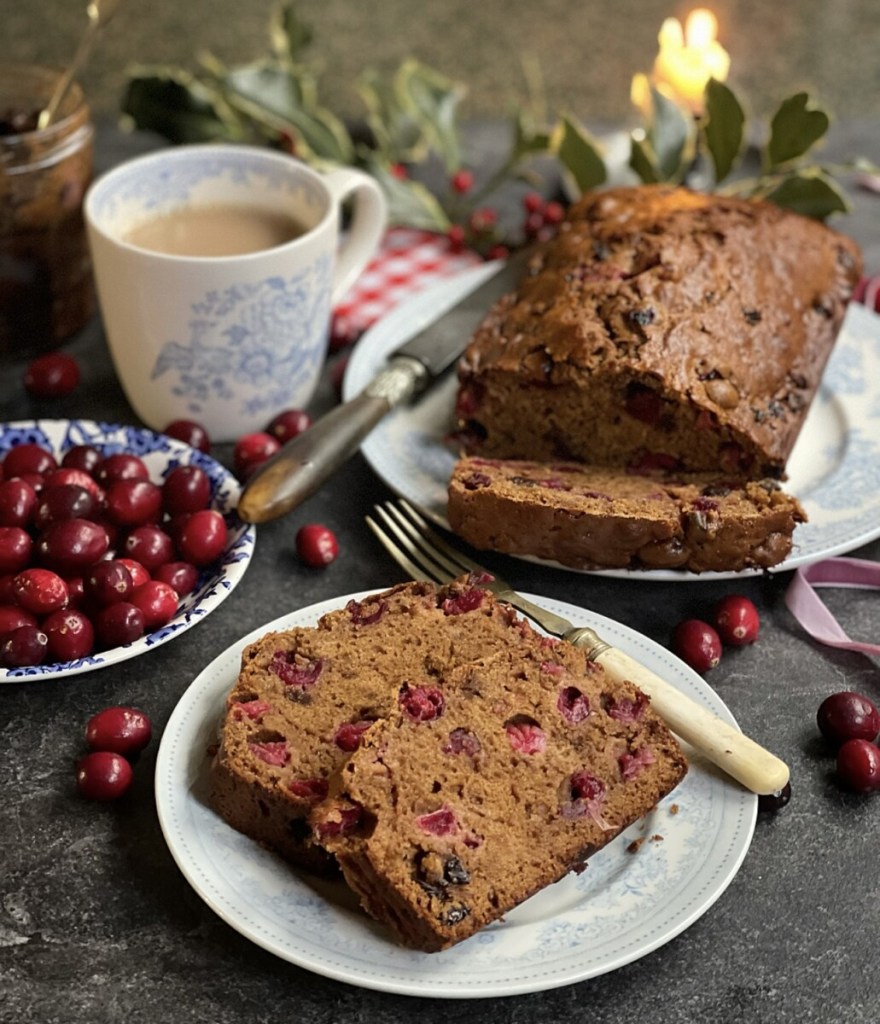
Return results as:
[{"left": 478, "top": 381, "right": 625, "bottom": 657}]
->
[
  {"left": 311, "top": 641, "right": 688, "bottom": 951},
  {"left": 210, "top": 577, "right": 549, "bottom": 872},
  {"left": 447, "top": 456, "right": 806, "bottom": 573}
]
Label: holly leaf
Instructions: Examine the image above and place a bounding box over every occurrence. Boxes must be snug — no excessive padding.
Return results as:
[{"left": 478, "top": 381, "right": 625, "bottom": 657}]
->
[
  {"left": 512, "top": 108, "right": 552, "bottom": 160},
  {"left": 766, "top": 93, "right": 830, "bottom": 168},
  {"left": 763, "top": 170, "right": 850, "bottom": 220},
  {"left": 647, "top": 83, "right": 690, "bottom": 181},
  {"left": 365, "top": 159, "right": 451, "bottom": 231},
  {"left": 357, "top": 67, "right": 424, "bottom": 162},
  {"left": 702, "top": 78, "right": 745, "bottom": 184},
  {"left": 217, "top": 60, "right": 354, "bottom": 163},
  {"left": 629, "top": 135, "right": 660, "bottom": 184},
  {"left": 551, "top": 115, "right": 607, "bottom": 194},
  {"left": 395, "top": 60, "right": 465, "bottom": 171},
  {"left": 121, "top": 69, "right": 242, "bottom": 143}
]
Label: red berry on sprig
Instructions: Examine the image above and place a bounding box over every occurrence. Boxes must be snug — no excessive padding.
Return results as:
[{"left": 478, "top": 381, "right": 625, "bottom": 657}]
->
[{"left": 451, "top": 169, "right": 474, "bottom": 194}]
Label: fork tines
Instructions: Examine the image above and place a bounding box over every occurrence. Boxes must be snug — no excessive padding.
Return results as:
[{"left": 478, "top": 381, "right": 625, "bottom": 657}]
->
[{"left": 366, "top": 500, "right": 477, "bottom": 587}]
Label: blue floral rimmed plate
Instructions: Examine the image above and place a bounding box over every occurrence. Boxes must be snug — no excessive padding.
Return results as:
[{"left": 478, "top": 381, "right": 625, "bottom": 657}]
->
[{"left": 0, "top": 419, "right": 255, "bottom": 682}]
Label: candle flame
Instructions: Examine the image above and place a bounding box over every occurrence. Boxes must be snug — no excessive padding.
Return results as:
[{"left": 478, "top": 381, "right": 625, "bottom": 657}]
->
[{"left": 650, "top": 8, "right": 730, "bottom": 114}]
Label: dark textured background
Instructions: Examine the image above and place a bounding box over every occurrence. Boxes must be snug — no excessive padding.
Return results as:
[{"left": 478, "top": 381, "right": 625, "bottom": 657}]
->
[{"left": 5, "top": 0, "right": 880, "bottom": 128}]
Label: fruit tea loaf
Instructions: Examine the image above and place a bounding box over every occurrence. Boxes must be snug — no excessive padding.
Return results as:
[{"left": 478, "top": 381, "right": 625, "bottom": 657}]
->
[
  {"left": 447, "top": 455, "right": 806, "bottom": 573},
  {"left": 455, "top": 185, "right": 862, "bottom": 478},
  {"left": 311, "top": 639, "right": 688, "bottom": 951},
  {"left": 210, "top": 577, "right": 556, "bottom": 872}
]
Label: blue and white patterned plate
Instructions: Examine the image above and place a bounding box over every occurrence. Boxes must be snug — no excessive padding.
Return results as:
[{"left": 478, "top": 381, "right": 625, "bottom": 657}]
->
[
  {"left": 155, "top": 591, "right": 756, "bottom": 998},
  {"left": 344, "top": 266, "right": 880, "bottom": 581},
  {"left": 0, "top": 420, "right": 255, "bottom": 681}
]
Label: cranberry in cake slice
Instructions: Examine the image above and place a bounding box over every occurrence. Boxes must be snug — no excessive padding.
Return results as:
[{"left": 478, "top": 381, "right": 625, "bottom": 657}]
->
[{"left": 311, "top": 644, "right": 687, "bottom": 951}]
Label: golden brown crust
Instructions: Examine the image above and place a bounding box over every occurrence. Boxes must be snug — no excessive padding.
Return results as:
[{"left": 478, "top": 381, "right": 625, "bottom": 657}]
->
[{"left": 456, "top": 185, "right": 862, "bottom": 477}]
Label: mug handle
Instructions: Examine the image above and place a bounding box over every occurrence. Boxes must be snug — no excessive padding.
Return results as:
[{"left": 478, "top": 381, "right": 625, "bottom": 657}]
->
[{"left": 322, "top": 168, "right": 388, "bottom": 305}]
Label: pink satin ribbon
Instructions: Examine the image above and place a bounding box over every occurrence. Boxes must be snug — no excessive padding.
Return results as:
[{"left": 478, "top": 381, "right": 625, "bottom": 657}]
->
[{"left": 785, "top": 558, "right": 880, "bottom": 655}]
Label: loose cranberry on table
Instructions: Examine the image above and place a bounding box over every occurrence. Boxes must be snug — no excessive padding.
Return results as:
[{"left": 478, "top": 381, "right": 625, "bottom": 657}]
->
[
  {"left": 296, "top": 523, "right": 339, "bottom": 568},
  {"left": 233, "top": 432, "right": 280, "bottom": 479},
  {"left": 671, "top": 619, "right": 722, "bottom": 673},
  {"left": 817, "top": 691, "right": 880, "bottom": 747},
  {"left": 835, "top": 738, "right": 880, "bottom": 793},
  {"left": 22, "top": 352, "right": 81, "bottom": 398},
  {"left": 75, "top": 750, "right": 134, "bottom": 802},
  {"left": 267, "top": 409, "right": 312, "bottom": 444},
  {"left": 713, "top": 594, "right": 760, "bottom": 646},
  {"left": 162, "top": 419, "right": 211, "bottom": 453},
  {"left": 85, "top": 706, "right": 152, "bottom": 757}
]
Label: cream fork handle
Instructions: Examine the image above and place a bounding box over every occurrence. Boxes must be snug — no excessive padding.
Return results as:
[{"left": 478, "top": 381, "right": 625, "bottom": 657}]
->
[{"left": 566, "top": 628, "right": 790, "bottom": 796}]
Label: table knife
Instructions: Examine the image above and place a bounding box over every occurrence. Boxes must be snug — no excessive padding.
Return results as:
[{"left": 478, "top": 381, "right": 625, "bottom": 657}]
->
[{"left": 237, "top": 249, "right": 531, "bottom": 524}]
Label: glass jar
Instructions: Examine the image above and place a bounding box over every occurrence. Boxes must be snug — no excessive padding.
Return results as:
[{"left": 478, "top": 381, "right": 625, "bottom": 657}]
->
[{"left": 0, "top": 64, "right": 96, "bottom": 356}]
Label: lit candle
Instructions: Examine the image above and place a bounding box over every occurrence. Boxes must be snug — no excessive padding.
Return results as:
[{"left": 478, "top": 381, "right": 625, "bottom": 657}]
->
[{"left": 651, "top": 8, "right": 730, "bottom": 113}]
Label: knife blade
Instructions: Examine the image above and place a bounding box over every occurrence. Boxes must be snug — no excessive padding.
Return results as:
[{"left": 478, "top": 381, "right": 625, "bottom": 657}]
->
[{"left": 237, "top": 248, "right": 531, "bottom": 524}]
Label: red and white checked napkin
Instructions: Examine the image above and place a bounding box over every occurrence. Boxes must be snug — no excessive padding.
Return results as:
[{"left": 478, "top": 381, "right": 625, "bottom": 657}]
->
[{"left": 332, "top": 227, "right": 482, "bottom": 345}]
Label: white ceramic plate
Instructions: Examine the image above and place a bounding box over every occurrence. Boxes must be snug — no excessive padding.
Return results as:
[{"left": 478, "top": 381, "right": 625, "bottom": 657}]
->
[
  {"left": 0, "top": 419, "right": 255, "bottom": 681},
  {"left": 155, "top": 590, "right": 756, "bottom": 999},
  {"left": 344, "top": 267, "right": 880, "bottom": 581}
]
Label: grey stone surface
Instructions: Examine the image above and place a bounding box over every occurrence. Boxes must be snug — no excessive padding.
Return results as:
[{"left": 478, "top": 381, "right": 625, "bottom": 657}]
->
[{"left": 2, "top": 120, "right": 880, "bottom": 1022}]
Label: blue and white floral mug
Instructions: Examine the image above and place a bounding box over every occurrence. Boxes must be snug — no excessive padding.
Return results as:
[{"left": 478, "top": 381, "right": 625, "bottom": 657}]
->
[{"left": 85, "top": 144, "right": 386, "bottom": 441}]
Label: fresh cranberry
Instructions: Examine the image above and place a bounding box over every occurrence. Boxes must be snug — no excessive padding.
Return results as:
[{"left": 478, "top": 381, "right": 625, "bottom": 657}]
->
[
  {"left": 85, "top": 705, "right": 152, "bottom": 756},
  {"left": 94, "top": 602, "right": 146, "bottom": 648},
  {"left": 175, "top": 509, "right": 228, "bottom": 566},
  {"left": 130, "top": 579, "right": 179, "bottom": 629},
  {"left": 84, "top": 559, "right": 134, "bottom": 607},
  {"left": 836, "top": 738, "right": 880, "bottom": 793},
  {"left": 95, "top": 453, "right": 149, "bottom": 486},
  {"left": 267, "top": 409, "right": 312, "bottom": 444},
  {"left": 75, "top": 751, "right": 133, "bottom": 801},
  {"left": 671, "top": 619, "right": 722, "bottom": 673},
  {"left": 12, "top": 567, "right": 68, "bottom": 615},
  {"left": 23, "top": 352, "right": 80, "bottom": 397},
  {"left": 104, "top": 479, "right": 163, "bottom": 527},
  {"left": 295, "top": 523, "right": 338, "bottom": 568},
  {"left": 3, "top": 443, "right": 57, "bottom": 478},
  {"left": 42, "top": 467, "right": 104, "bottom": 500},
  {"left": 35, "top": 518, "right": 110, "bottom": 574},
  {"left": 0, "top": 605, "right": 38, "bottom": 636},
  {"left": 0, "top": 478, "right": 37, "bottom": 527},
  {"left": 233, "top": 432, "right": 280, "bottom": 478},
  {"left": 121, "top": 525, "right": 174, "bottom": 570},
  {"left": 162, "top": 419, "right": 211, "bottom": 453},
  {"left": 0, "top": 527, "right": 33, "bottom": 574},
  {"left": 42, "top": 608, "right": 95, "bottom": 662},
  {"left": 713, "top": 594, "right": 760, "bottom": 646},
  {"left": 61, "top": 445, "right": 102, "bottom": 475},
  {"left": 817, "top": 691, "right": 880, "bottom": 747},
  {"left": 1, "top": 624, "right": 49, "bottom": 667},
  {"left": 116, "top": 558, "right": 150, "bottom": 589},
  {"left": 152, "top": 561, "right": 199, "bottom": 596},
  {"left": 33, "top": 484, "right": 97, "bottom": 530},
  {"left": 161, "top": 465, "right": 211, "bottom": 516},
  {"left": 64, "top": 576, "right": 86, "bottom": 608}
]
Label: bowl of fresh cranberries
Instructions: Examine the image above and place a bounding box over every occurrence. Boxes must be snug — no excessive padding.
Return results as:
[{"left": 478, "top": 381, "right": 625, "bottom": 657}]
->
[{"left": 0, "top": 419, "right": 255, "bottom": 680}]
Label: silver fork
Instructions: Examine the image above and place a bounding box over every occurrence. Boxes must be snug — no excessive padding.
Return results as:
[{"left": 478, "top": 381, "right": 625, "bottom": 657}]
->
[{"left": 366, "top": 498, "right": 790, "bottom": 798}]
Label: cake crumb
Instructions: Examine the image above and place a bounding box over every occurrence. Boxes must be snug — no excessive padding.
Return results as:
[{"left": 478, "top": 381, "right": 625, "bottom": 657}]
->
[{"left": 668, "top": 803, "right": 680, "bottom": 815}]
